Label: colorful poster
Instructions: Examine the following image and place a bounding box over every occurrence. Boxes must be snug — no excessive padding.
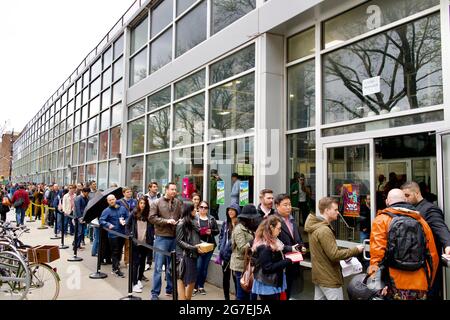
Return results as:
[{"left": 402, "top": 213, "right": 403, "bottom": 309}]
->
[
  {"left": 342, "top": 183, "right": 360, "bottom": 217},
  {"left": 216, "top": 180, "right": 225, "bottom": 205},
  {"left": 182, "top": 177, "right": 189, "bottom": 199},
  {"left": 239, "top": 181, "right": 249, "bottom": 206}
]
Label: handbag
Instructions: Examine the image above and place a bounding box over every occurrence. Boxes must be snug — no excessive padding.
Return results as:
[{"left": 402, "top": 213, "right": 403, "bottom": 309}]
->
[
  {"left": 240, "top": 248, "right": 254, "bottom": 293},
  {"left": 13, "top": 197, "right": 24, "bottom": 208}
]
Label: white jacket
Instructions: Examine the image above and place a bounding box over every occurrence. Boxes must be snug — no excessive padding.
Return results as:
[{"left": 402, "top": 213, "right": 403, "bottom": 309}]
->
[{"left": 62, "top": 193, "right": 75, "bottom": 216}]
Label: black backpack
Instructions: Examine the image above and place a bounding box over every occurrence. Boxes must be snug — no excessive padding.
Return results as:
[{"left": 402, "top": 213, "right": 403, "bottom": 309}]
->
[{"left": 382, "top": 209, "right": 433, "bottom": 289}]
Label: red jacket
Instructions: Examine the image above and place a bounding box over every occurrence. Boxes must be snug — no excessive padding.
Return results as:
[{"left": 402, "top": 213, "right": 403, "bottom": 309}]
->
[{"left": 11, "top": 189, "right": 30, "bottom": 209}]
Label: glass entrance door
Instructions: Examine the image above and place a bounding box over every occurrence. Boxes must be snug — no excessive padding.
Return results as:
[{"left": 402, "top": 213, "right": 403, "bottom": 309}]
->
[
  {"left": 324, "top": 139, "right": 375, "bottom": 247},
  {"left": 440, "top": 133, "right": 450, "bottom": 299}
]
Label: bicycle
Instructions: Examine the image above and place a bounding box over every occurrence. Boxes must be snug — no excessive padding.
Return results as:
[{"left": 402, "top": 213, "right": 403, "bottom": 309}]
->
[{"left": 0, "top": 222, "right": 60, "bottom": 300}]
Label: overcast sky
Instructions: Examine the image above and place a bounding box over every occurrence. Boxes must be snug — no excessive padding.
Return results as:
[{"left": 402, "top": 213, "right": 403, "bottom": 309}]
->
[{"left": 0, "top": 0, "right": 133, "bottom": 135}]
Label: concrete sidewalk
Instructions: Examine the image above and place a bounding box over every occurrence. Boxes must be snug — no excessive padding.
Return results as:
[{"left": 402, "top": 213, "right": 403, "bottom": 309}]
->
[{"left": 8, "top": 211, "right": 230, "bottom": 300}]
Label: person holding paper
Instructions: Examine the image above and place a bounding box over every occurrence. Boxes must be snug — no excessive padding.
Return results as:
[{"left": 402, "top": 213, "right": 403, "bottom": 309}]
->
[
  {"left": 251, "top": 215, "right": 294, "bottom": 300},
  {"left": 304, "top": 197, "right": 363, "bottom": 300},
  {"left": 274, "top": 193, "right": 307, "bottom": 299}
]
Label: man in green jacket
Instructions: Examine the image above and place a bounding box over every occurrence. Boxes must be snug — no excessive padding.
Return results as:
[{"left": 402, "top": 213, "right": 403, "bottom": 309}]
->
[{"left": 305, "top": 197, "right": 363, "bottom": 300}]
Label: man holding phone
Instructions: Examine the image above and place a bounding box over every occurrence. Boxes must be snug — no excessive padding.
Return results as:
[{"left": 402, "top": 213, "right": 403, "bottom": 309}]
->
[{"left": 274, "top": 193, "right": 307, "bottom": 299}]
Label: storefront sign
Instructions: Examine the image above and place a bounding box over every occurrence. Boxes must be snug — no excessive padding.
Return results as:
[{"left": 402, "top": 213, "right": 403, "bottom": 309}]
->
[
  {"left": 237, "top": 163, "right": 253, "bottom": 176},
  {"left": 239, "top": 181, "right": 249, "bottom": 206},
  {"left": 342, "top": 183, "right": 360, "bottom": 217},
  {"left": 362, "top": 76, "right": 380, "bottom": 96},
  {"left": 216, "top": 180, "right": 225, "bottom": 205}
]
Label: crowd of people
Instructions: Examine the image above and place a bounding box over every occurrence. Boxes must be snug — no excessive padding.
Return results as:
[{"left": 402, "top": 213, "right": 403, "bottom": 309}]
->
[{"left": 1, "top": 177, "right": 449, "bottom": 301}]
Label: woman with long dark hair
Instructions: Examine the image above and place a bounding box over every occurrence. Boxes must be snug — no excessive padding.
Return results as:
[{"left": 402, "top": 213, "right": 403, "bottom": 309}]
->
[
  {"left": 176, "top": 202, "right": 205, "bottom": 300},
  {"left": 126, "top": 196, "right": 153, "bottom": 293}
]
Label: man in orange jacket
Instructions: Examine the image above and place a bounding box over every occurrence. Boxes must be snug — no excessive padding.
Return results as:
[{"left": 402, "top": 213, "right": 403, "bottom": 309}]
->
[{"left": 368, "top": 189, "right": 439, "bottom": 300}]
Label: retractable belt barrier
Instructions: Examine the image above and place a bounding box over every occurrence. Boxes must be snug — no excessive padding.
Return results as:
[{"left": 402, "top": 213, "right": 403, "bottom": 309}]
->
[{"left": 86, "top": 222, "right": 177, "bottom": 300}]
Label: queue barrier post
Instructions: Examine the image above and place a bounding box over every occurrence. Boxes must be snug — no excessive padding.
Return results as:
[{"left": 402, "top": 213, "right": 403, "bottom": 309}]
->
[
  {"left": 89, "top": 224, "right": 107, "bottom": 279},
  {"left": 68, "top": 215, "right": 83, "bottom": 262},
  {"left": 37, "top": 204, "right": 48, "bottom": 230},
  {"left": 120, "top": 232, "right": 141, "bottom": 300},
  {"left": 171, "top": 250, "right": 178, "bottom": 301},
  {"left": 50, "top": 207, "right": 61, "bottom": 240},
  {"left": 59, "top": 211, "right": 69, "bottom": 249}
]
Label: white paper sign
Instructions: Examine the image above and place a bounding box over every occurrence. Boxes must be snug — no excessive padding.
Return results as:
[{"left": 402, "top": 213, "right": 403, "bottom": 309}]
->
[
  {"left": 362, "top": 76, "right": 380, "bottom": 96},
  {"left": 340, "top": 257, "right": 363, "bottom": 277}
]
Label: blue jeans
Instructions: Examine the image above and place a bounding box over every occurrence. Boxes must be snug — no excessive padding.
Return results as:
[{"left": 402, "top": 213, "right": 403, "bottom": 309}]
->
[
  {"left": 91, "top": 227, "right": 99, "bottom": 256},
  {"left": 15, "top": 207, "right": 25, "bottom": 225},
  {"left": 75, "top": 222, "right": 86, "bottom": 249},
  {"left": 196, "top": 250, "right": 213, "bottom": 289},
  {"left": 59, "top": 215, "right": 69, "bottom": 235},
  {"left": 234, "top": 271, "right": 250, "bottom": 300},
  {"left": 151, "top": 236, "right": 176, "bottom": 298}
]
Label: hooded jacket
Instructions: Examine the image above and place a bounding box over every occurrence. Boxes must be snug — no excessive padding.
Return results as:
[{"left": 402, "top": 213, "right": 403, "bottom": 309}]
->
[
  {"left": 368, "top": 202, "right": 439, "bottom": 292},
  {"left": 304, "top": 213, "right": 360, "bottom": 288},
  {"left": 219, "top": 204, "right": 241, "bottom": 262}
]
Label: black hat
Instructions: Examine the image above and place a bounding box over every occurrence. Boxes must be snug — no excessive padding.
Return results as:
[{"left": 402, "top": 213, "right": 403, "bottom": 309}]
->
[{"left": 238, "top": 204, "right": 259, "bottom": 219}]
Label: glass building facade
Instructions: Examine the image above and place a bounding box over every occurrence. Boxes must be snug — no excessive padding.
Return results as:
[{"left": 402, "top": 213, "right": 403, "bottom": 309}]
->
[{"left": 11, "top": 0, "right": 450, "bottom": 299}]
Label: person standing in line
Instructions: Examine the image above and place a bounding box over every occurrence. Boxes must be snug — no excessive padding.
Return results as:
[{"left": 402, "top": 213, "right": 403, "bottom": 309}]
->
[
  {"left": 117, "top": 187, "right": 138, "bottom": 266},
  {"left": 304, "top": 197, "right": 363, "bottom": 300},
  {"left": 176, "top": 202, "right": 206, "bottom": 300},
  {"left": 209, "top": 170, "right": 221, "bottom": 220},
  {"left": 126, "top": 196, "right": 153, "bottom": 293},
  {"left": 401, "top": 181, "right": 450, "bottom": 300},
  {"left": 149, "top": 182, "right": 182, "bottom": 300},
  {"left": 193, "top": 200, "right": 219, "bottom": 296},
  {"left": 144, "top": 181, "right": 161, "bottom": 272},
  {"left": 74, "top": 187, "right": 90, "bottom": 250},
  {"left": 257, "top": 189, "right": 275, "bottom": 219},
  {"left": 230, "top": 173, "right": 241, "bottom": 206},
  {"left": 62, "top": 185, "right": 77, "bottom": 236},
  {"left": 274, "top": 193, "right": 306, "bottom": 299},
  {"left": 230, "top": 204, "right": 261, "bottom": 300},
  {"left": 0, "top": 190, "right": 11, "bottom": 222},
  {"left": 218, "top": 204, "right": 240, "bottom": 300},
  {"left": 11, "top": 184, "right": 30, "bottom": 226},
  {"left": 290, "top": 173, "right": 310, "bottom": 226},
  {"left": 99, "top": 194, "right": 129, "bottom": 277},
  {"left": 359, "top": 194, "right": 371, "bottom": 242},
  {"left": 251, "top": 215, "right": 294, "bottom": 300},
  {"left": 192, "top": 193, "right": 201, "bottom": 214}
]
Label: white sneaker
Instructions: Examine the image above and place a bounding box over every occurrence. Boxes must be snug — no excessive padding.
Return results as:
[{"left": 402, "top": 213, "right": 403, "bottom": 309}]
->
[
  {"left": 132, "top": 284, "right": 143, "bottom": 293},
  {"left": 145, "top": 264, "right": 150, "bottom": 271},
  {"left": 137, "top": 280, "right": 143, "bottom": 289}
]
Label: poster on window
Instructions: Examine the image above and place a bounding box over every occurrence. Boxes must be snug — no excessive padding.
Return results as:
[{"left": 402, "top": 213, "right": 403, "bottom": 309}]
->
[
  {"left": 239, "top": 181, "right": 249, "bottom": 206},
  {"left": 342, "top": 183, "right": 360, "bottom": 217},
  {"left": 217, "top": 180, "right": 225, "bottom": 205}
]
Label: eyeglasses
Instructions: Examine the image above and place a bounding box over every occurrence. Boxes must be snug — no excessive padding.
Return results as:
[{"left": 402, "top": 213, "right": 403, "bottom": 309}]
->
[{"left": 199, "top": 206, "right": 209, "bottom": 209}]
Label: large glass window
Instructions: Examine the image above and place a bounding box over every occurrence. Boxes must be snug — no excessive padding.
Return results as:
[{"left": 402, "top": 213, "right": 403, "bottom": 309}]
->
[
  {"left": 150, "top": 28, "right": 173, "bottom": 74},
  {"left": 88, "top": 116, "right": 98, "bottom": 136},
  {"left": 78, "top": 165, "right": 85, "bottom": 183},
  {"left": 100, "top": 110, "right": 109, "bottom": 131},
  {"left": 148, "top": 107, "right": 170, "bottom": 151},
  {"left": 128, "top": 99, "right": 146, "bottom": 120},
  {"left": 90, "top": 96, "right": 100, "bottom": 117},
  {"left": 287, "top": 131, "right": 316, "bottom": 224},
  {"left": 91, "top": 58, "right": 102, "bottom": 80},
  {"left": 112, "top": 80, "right": 123, "bottom": 104},
  {"left": 172, "top": 145, "right": 204, "bottom": 201},
  {"left": 72, "top": 142, "right": 79, "bottom": 165},
  {"left": 111, "top": 104, "right": 122, "bottom": 126},
  {"left": 110, "top": 126, "right": 121, "bottom": 158},
  {"left": 102, "top": 68, "right": 112, "bottom": 89},
  {"left": 99, "top": 131, "right": 109, "bottom": 160},
  {"left": 177, "top": 0, "right": 196, "bottom": 16},
  {"left": 208, "top": 137, "right": 254, "bottom": 220},
  {"left": 151, "top": 0, "right": 173, "bottom": 38},
  {"left": 126, "top": 156, "right": 144, "bottom": 193},
  {"left": 130, "top": 48, "right": 148, "bottom": 86},
  {"left": 210, "top": 44, "right": 255, "bottom": 84},
  {"left": 287, "top": 27, "right": 315, "bottom": 63},
  {"left": 109, "top": 161, "right": 120, "bottom": 186},
  {"left": 209, "top": 73, "right": 254, "bottom": 140},
  {"left": 114, "top": 35, "right": 124, "bottom": 60},
  {"left": 103, "top": 46, "right": 113, "bottom": 68},
  {"left": 323, "top": 14, "right": 442, "bottom": 124},
  {"left": 323, "top": 0, "right": 439, "bottom": 49},
  {"left": 86, "top": 163, "right": 97, "bottom": 182},
  {"left": 175, "top": 1, "right": 207, "bottom": 57},
  {"left": 98, "top": 162, "right": 108, "bottom": 190},
  {"left": 87, "top": 136, "right": 98, "bottom": 162},
  {"left": 128, "top": 117, "right": 145, "bottom": 155},
  {"left": 90, "top": 77, "right": 101, "bottom": 98},
  {"left": 212, "top": 0, "right": 256, "bottom": 35},
  {"left": 148, "top": 87, "right": 171, "bottom": 111},
  {"left": 287, "top": 60, "right": 315, "bottom": 129},
  {"left": 131, "top": 17, "right": 148, "bottom": 55},
  {"left": 175, "top": 69, "right": 205, "bottom": 100},
  {"left": 146, "top": 152, "right": 169, "bottom": 191},
  {"left": 173, "top": 93, "right": 205, "bottom": 147},
  {"left": 102, "top": 89, "right": 111, "bottom": 109},
  {"left": 79, "top": 140, "right": 86, "bottom": 164},
  {"left": 113, "top": 57, "right": 124, "bottom": 82}
]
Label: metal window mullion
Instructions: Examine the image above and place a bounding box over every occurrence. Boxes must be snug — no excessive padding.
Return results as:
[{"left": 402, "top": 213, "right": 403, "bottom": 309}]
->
[
  {"left": 315, "top": 17, "right": 323, "bottom": 206},
  {"left": 204, "top": 65, "right": 210, "bottom": 202}
]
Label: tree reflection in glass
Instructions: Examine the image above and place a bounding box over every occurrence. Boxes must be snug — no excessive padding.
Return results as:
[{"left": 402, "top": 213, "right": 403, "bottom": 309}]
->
[
  {"left": 173, "top": 93, "right": 205, "bottom": 147},
  {"left": 148, "top": 107, "right": 170, "bottom": 151}
]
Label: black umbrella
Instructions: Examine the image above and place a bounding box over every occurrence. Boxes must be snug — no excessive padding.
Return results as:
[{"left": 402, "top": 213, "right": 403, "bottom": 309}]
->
[{"left": 82, "top": 186, "right": 123, "bottom": 224}]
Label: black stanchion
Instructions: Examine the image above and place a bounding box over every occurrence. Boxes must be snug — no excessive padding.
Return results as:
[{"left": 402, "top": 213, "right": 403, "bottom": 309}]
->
[
  {"left": 59, "top": 212, "right": 69, "bottom": 249},
  {"left": 120, "top": 234, "right": 141, "bottom": 300},
  {"left": 68, "top": 217, "right": 83, "bottom": 262},
  {"left": 50, "top": 208, "right": 61, "bottom": 240},
  {"left": 171, "top": 250, "right": 178, "bottom": 301},
  {"left": 89, "top": 225, "right": 107, "bottom": 279}
]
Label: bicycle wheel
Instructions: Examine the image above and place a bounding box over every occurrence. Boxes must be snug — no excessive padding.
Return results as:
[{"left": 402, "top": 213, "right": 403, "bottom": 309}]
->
[
  {"left": 0, "top": 251, "right": 30, "bottom": 300},
  {"left": 27, "top": 263, "right": 60, "bottom": 300}
]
